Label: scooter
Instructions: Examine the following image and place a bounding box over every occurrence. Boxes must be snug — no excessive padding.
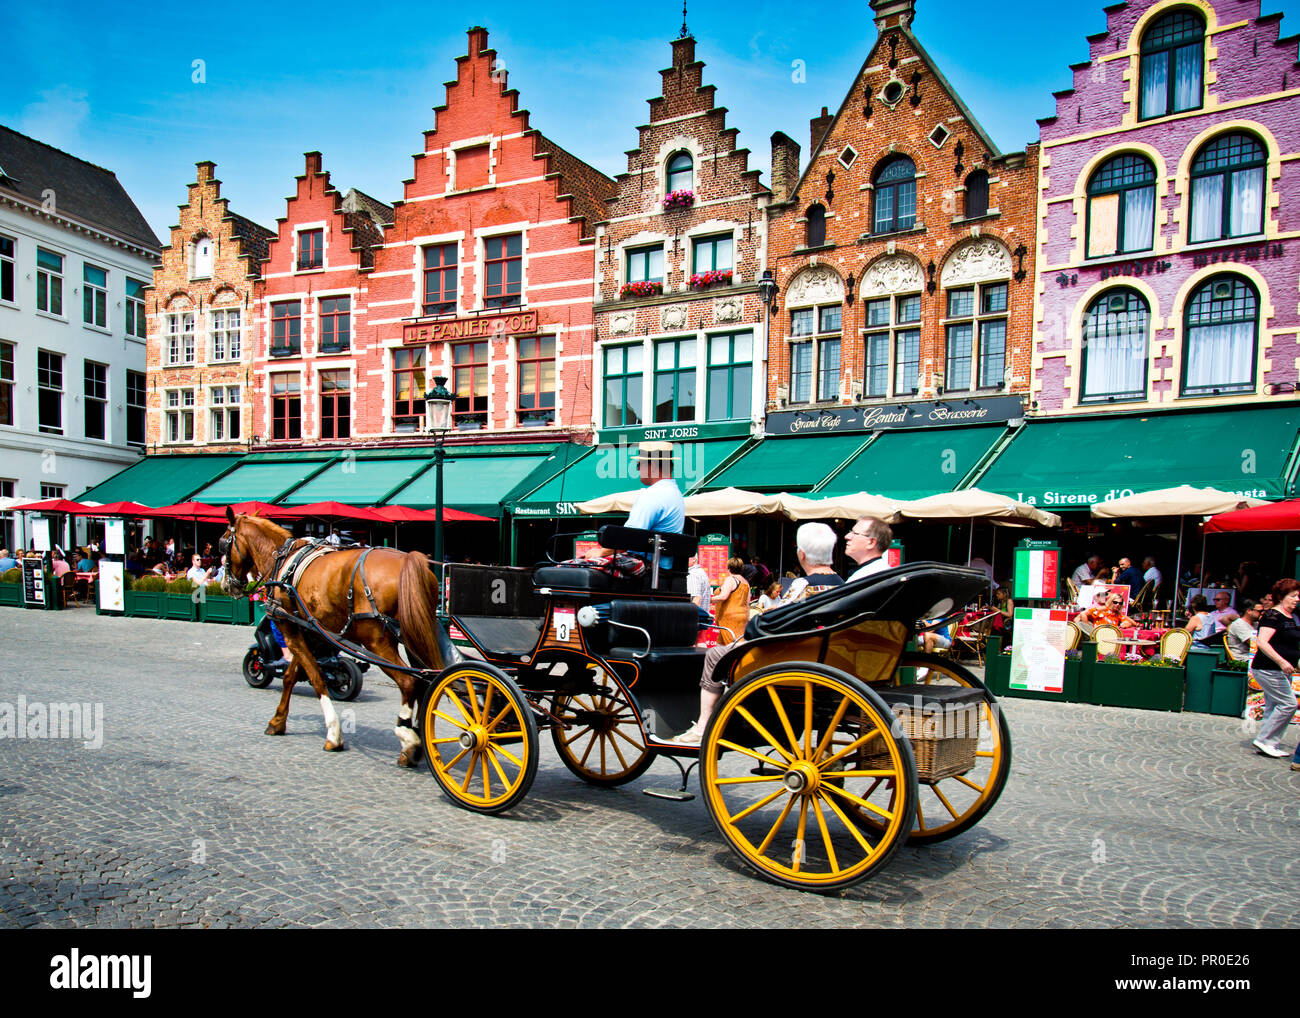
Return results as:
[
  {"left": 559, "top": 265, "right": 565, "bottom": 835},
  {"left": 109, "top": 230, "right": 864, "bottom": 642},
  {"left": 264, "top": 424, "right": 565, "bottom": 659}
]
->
[{"left": 242, "top": 615, "right": 366, "bottom": 702}]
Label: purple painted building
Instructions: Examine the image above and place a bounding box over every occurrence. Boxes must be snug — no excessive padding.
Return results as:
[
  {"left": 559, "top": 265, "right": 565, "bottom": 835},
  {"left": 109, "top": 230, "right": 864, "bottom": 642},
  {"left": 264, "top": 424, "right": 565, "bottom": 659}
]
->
[{"left": 1033, "top": 0, "right": 1300, "bottom": 415}]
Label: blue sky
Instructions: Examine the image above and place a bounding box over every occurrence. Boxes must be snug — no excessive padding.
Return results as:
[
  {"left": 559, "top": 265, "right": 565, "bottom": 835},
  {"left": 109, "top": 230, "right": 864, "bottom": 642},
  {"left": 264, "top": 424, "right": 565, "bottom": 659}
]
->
[{"left": 4, "top": 0, "right": 1298, "bottom": 244}]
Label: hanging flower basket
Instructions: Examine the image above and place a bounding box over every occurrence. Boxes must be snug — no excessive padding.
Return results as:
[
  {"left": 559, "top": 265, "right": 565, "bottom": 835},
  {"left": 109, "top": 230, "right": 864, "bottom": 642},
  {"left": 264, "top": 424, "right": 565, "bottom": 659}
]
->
[
  {"left": 689, "top": 270, "right": 732, "bottom": 289},
  {"left": 620, "top": 280, "right": 663, "bottom": 299},
  {"left": 662, "top": 189, "right": 695, "bottom": 210}
]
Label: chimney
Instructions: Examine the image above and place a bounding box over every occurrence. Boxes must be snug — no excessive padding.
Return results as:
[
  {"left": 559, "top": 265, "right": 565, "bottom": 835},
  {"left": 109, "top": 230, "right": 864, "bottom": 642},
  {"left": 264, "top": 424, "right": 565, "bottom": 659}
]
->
[
  {"left": 810, "top": 107, "right": 834, "bottom": 155},
  {"left": 770, "top": 132, "right": 801, "bottom": 205},
  {"left": 467, "top": 25, "right": 489, "bottom": 56},
  {"left": 195, "top": 161, "right": 216, "bottom": 184},
  {"left": 671, "top": 34, "right": 696, "bottom": 68},
  {"left": 870, "top": 0, "right": 916, "bottom": 31},
  {"left": 304, "top": 151, "right": 323, "bottom": 176}
]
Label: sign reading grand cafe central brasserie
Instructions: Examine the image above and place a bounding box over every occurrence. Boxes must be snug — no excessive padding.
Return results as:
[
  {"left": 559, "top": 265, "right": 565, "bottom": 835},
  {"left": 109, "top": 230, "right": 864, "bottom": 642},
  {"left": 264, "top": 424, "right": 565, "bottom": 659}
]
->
[{"left": 766, "top": 395, "right": 1024, "bottom": 435}]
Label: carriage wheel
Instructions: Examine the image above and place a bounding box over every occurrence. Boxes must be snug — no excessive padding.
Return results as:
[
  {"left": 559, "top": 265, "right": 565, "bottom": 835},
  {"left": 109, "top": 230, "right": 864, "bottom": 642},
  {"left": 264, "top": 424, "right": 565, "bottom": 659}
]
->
[
  {"left": 700, "top": 663, "right": 917, "bottom": 893},
  {"left": 420, "top": 663, "right": 539, "bottom": 815},
  {"left": 551, "top": 687, "right": 655, "bottom": 786},
  {"left": 848, "top": 653, "right": 1011, "bottom": 845}
]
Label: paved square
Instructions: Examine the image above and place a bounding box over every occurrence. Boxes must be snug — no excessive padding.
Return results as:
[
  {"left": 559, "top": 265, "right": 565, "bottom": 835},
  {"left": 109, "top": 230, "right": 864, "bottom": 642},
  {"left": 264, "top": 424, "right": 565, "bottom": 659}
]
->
[{"left": 0, "top": 607, "right": 1295, "bottom": 927}]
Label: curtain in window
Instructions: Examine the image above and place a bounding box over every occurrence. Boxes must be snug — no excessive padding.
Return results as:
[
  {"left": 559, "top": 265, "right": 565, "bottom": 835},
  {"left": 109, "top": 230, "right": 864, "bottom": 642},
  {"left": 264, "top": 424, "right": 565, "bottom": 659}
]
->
[
  {"left": 1185, "top": 323, "right": 1253, "bottom": 390},
  {"left": 1084, "top": 305, "right": 1146, "bottom": 398},
  {"left": 1173, "top": 45, "right": 1202, "bottom": 112},
  {"left": 1190, "top": 176, "right": 1223, "bottom": 243},
  {"left": 1141, "top": 53, "right": 1168, "bottom": 119},
  {"left": 1123, "top": 186, "right": 1156, "bottom": 251},
  {"left": 1229, "top": 167, "right": 1264, "bottom": 236}
]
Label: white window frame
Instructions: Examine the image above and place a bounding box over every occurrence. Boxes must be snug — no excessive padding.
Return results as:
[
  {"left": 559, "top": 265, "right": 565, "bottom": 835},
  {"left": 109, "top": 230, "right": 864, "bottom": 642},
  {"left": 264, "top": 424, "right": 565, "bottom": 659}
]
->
[
  {"left": 787, "top": 304, "right": 842, "bottom": 404},
  {"left": 941, "top": 282, "right": 1009, "bottom": 393},
  {"left": 165, "top": 387, "right": 196, "bottom": 444},
  {"left": 862, "top": 293, "right": 923, "bottom": 399},
  {"left": 294, "top": 223, "right": 327, "bottom": 273},
  {"left": 36, "top": 247, "right": 64, "bottom": 316},
  {"left": 167, "top": 312, "right": 197, "bottom": 366},
  {"left": 210, "top": 308, "right": 242, "bottom": 362},
  {"left": 208, "top": 384, "right": 241, "bottom": 442}
]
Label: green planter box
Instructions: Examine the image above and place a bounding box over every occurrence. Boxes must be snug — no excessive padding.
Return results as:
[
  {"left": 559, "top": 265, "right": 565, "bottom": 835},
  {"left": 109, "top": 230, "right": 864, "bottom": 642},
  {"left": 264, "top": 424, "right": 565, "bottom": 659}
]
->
[
  {"left": 162, "top": 592, "right": 198, "bottom": 621},
  {"left": 125, "top": 589, "right": 164, "bottom": 618},
  {"left": 984, "top": 636, "right": 1084, "bottom": 702},
  {"left": 199, "top": 596, "right": 240, "bottom": 624},
  {"left": 0, "top": 584, "right": 20, "bottom": 607},
  {"left": 253, "top": 601, "right": 267, "bottom": 625},
  {"left": 1182, "top": 648, "right": 1221, "bottom": 713},
  {"left": 1199, "top": 668, "right": 1249, "bottom": 717},
  {"left": 1087, "top": 652, "right": 1185, "bottom": 712}
]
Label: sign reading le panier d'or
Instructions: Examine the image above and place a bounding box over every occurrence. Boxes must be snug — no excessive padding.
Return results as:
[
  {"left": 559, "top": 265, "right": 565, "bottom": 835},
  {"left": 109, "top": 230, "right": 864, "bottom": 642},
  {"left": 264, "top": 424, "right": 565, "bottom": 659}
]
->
[
  {"left": 766, "top": 395, "right": 1023, "bottom": 436},
  {"left": 403, "top": 310, "right": 539, "bottom": 345}
]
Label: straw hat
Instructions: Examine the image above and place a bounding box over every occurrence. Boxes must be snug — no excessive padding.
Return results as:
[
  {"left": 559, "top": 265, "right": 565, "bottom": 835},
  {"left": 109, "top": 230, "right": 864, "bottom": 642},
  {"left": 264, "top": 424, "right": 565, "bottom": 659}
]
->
[{"left": 635, "top": 441, "right": 675, "bottom": 469}]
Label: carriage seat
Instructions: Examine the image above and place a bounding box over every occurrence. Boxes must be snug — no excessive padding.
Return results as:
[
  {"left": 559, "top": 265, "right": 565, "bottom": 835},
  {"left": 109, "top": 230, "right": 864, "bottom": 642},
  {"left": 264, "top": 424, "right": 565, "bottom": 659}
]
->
[
  {"left": 602, "top": 600, "right": 707, "bottom": 687},
  {"left": 532, "top": 526, "right": 699, "bottom": 597}
]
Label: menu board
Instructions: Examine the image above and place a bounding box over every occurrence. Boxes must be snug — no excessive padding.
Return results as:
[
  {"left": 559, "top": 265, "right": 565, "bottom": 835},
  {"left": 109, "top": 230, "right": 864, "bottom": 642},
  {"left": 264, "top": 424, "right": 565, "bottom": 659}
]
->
[
  {"left": 884, "top": 544, "right": 903, "bottom": 568},
  {"left": 21, "top": 559, "right": 45, "bottom": 606},
  {"left": 105, "top": 519, "right": 125, "bottom": 556},
  {"left": 98, "top": 561, "right": 125, "bottom": 612},
  {"left": 697, "top": 533, "right": 730, "bottom": 588},
  {"left": 32, "top": 518, "right": 51, "bottom": 553},
  {"left": 573, "top": 532, "right": 599, "bottom": 560},
  {"left": 1014, "top": 545, "right": 1059, "bottom": 601},
  {"left": 1009, "top": 607, "right": 1069, "bottom": 693}
]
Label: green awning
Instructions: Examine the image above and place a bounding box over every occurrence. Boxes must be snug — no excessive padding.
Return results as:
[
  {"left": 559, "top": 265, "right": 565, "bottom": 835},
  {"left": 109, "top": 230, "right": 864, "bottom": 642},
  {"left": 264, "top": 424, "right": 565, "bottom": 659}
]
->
[
  {"left": 510, "top": 438, "right": 748, "bottom": 517},
  {"left": 193, "top": 457, "right": 337, "bottom": 503},
  {"left": 282, "top": 457, "right": 433, "bottom": 505},
  {"left": 704, "top": 433, "right": 868, "bottom": 493},
  {"left": 976, "top": 404, "right": 1300, "bottom": 508},
  {"left": 76, "top": 454, "right": 244, "bottom": 505},
  {"left": 387, "top": 450, "right": 556, "bottom": 517},
  {"left": 818, "top": 425, "right": 1006, "bottom": 500}
]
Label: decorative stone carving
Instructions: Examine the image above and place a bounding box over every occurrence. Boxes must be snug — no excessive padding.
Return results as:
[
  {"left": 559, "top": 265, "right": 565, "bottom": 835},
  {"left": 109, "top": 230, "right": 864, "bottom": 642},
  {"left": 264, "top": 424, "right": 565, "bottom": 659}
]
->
[
  {"left": 858, "top": 254, "right": 925, "bottom": 297},
  {"left": 785, "top": 265, "right": 844, "bottom": 306},
  {"left": 610, "top": 310, "right": 634, "bottom": 336},
  {"left": 714, "top": 295, "right": 743, "bottom": 323},
  {"left": 661, "top": 304, "right": 689, "bottom": 331},
  {"left": 940, "top": 237, "right": 1013, "bottom": 287}
]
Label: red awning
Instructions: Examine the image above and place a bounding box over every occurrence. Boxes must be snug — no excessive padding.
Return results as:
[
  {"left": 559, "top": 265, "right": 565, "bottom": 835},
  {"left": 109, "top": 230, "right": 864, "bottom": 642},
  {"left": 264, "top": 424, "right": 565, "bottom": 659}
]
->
[
  {"left": 139, "top": 501, "right": 226, "bottom": 520},
  {"left": 79, "top": 501, "right": 154, "bottom": 517},
  {"left": 369, "top": 505, "right": 493, "bottom": 523},
  {"left": 290, "top": 501, "right": 391, "bottom": 523},
  {"left": 1205, "top": 499, "right": 1300, "bottom": 533},
  {"left": 227, "top": 501, "right": 303, "bottom": 521},
  {"left": 10, "top": 498, "right": 94, "bottom": 514}
]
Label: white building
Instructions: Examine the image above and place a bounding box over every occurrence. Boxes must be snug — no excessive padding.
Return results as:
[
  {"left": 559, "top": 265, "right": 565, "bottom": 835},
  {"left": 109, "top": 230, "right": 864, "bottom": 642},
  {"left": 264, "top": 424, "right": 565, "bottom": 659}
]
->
[{"left": 0, "top": 125, "right": 161, "bottom": 549}]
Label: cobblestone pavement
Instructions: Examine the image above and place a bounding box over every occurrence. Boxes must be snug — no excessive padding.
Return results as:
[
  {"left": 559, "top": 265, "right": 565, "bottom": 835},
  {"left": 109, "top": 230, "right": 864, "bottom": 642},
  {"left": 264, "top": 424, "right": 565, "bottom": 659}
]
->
[{"left": 0, "top": 607, "right": 1296, "bottom": 928}]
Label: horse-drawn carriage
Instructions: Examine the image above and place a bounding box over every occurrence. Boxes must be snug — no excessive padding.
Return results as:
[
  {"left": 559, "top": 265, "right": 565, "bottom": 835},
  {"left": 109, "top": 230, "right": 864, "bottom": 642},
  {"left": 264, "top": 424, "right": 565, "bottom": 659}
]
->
[{"left": 223, "top": 512, "right": 1010, "bottom": 893}]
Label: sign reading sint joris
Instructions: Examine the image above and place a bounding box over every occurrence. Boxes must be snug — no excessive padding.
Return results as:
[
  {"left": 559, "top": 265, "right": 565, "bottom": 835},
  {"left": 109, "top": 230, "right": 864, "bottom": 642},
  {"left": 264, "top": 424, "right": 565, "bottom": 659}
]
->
[{"left": 403, "top": 310, "right": 539, "bottom": 345}]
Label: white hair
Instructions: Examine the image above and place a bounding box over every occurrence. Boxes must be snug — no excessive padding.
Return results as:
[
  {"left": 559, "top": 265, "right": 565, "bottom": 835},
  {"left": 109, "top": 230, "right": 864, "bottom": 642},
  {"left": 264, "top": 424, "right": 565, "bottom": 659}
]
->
[{"left": 796, "top": 523, "right": 836, "bottom": 567}]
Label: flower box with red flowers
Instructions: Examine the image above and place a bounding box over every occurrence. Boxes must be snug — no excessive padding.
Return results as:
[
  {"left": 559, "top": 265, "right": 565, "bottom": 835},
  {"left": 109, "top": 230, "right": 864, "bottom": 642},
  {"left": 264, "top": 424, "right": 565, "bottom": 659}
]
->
[
  {"left": 661, "top": 189, "right": 695, "bottom": 210},
  {"left": 689, "top": 270, "right": 733, "bottom": 289},
  {"left": 620, "top": 280, "right": 663, "bottom": 299}
]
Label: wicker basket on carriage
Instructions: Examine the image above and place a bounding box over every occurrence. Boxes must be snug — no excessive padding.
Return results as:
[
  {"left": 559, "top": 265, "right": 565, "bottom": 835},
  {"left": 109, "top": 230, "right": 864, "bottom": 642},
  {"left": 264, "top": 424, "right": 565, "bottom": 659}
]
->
[{"left": 856, "top": 684, "right": 984, "bottom": 784}]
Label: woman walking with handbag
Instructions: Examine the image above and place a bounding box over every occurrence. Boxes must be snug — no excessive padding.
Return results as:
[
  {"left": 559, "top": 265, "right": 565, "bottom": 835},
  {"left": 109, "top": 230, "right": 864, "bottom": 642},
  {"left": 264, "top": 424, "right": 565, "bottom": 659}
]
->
[{"left": 1251, "top": 578, "right": 1300, "bottom": 760}]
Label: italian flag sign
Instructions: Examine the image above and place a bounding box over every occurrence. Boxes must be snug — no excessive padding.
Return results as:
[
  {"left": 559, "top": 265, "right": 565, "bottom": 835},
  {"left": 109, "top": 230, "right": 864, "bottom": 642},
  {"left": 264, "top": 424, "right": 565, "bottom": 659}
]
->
[{"left": 1014, "top": 547, "right": 1059, "bottom": 601}]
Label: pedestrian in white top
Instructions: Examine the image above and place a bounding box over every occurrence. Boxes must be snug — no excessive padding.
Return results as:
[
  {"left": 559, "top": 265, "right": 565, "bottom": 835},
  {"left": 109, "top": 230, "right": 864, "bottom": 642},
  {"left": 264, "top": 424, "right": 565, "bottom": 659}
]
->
[
  {"left": 184, "top": 554, "right": 209, "bottom": 586},
  {"left": 845, "top": 517, "right": 894, "bottom": 581}
]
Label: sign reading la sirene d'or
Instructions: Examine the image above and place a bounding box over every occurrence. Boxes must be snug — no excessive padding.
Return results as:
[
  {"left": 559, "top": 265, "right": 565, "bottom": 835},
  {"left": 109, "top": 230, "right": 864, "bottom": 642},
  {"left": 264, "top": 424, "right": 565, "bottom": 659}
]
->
[
  {"left": 403, "top": 310, "right": 539, "bottom": 345},
  {"left": 766, "top": 396, "right": 1023, "bottom": 436}
]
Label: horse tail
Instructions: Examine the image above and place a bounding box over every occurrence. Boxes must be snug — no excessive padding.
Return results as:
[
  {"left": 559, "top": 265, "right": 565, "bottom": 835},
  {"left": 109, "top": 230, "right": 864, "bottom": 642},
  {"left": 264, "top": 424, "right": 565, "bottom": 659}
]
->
[{"left": 397, "top": 551, "right": 447, "bottom": 673}]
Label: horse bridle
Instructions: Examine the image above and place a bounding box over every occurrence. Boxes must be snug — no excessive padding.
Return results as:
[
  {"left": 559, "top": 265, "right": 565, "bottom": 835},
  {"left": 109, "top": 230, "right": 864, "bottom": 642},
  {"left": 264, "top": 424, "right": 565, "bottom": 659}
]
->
[{"left": 220, "top": 519, "right": 292, "bottom": 597}]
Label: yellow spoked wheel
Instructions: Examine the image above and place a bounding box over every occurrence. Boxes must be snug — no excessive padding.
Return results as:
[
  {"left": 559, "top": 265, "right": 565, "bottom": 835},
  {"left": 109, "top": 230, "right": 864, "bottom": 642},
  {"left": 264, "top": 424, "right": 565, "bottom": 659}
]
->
[
  {"left": 701, "top": 663, "right": 917, "bottom": 893},
  {"left": 420, "top": 663, "right": 539, "bottom": 815},
  {"left": 892, "top": 652, "right": 1011, "bottom": 845},
  {"left": 551, "top": 687, "right": 655, "bottom": 786}
]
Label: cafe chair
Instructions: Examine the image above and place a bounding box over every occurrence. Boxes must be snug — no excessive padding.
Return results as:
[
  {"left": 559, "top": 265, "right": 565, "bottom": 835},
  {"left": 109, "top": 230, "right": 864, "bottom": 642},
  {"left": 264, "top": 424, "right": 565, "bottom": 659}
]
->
[
  {"left": 1065, "top": 577, "right": 1080, "bottom": 604},
  {"left": 1093, "top": 624, "right": 1122, "bottom": 658},
  {"left": 1130, "top": 580, "right": 1155, "bottom": 614},
  {"left": 1065, "top": 620, "right": 1084, "bottom": 651},
  {"left": 1159, "top": 628, "right": 1192, "bottom": 665},
  {"left": 952, "top": 611, "right": 998, "bottom": 666},
  {"left": 59, "top": 572, "right": 85, "bottom": 608},
  {"left": 1223, "top": 638, "right": 1243, "bottom": 662}
]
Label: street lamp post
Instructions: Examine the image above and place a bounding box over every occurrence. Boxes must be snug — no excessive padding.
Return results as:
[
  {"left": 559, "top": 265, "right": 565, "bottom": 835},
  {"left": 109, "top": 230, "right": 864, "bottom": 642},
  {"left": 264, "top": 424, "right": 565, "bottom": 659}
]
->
[
  {"left": 757, "top": 269, "right": 778, "bottom": 424},
  {"left": 424, "top": 375, "right": 454, "bottom": 588}
]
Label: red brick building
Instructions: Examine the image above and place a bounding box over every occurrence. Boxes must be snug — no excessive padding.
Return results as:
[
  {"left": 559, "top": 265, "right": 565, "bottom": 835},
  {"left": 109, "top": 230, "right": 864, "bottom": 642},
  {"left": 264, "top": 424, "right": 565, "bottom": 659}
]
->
[
  {"left": 765, "top": 0, "right": 1039, "bottom": 418},
  {"left": 148, "top": 161, "right": 272, "bottom": 452},
  {"left": 250, "top": 151, "right": 388, "bottom": 446},
  {"left": 587, "top": 32, "right": 771, "bottom": 485},
  {"left": 365, "top": 26, "right": 614, "bottom": 446}
]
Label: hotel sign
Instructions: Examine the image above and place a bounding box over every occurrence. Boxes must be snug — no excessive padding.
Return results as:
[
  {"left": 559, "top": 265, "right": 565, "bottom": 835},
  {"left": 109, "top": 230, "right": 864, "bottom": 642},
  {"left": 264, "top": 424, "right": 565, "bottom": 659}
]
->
[
  {"left": 766, "top": 396, "right": 1023, "bottom": 435},
  {"left": 403, "top": 310, "right": 539, "bottom": 345}
]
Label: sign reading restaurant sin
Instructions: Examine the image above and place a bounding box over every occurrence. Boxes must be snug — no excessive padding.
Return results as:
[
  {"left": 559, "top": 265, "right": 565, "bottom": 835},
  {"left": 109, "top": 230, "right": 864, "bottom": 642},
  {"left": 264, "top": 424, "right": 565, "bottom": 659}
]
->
[{"left": 402, "top": 310, "right": 539, "bottom": 345}]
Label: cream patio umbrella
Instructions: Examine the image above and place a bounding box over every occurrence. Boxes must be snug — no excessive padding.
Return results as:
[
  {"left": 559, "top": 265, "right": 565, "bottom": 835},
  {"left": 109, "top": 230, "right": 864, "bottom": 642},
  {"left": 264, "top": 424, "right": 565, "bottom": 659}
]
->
[
  {"left": 574, "top": 490, "right": 641, "bottom": 515},
  {"left": 1091, "top": 485, "right": 1269, "bottom": 609},
  {"left": 778, "top": 492, "right": 903, "bottom": 522},
  {"left": 683, "top": 487, "right": 784, "bottom": 517}
]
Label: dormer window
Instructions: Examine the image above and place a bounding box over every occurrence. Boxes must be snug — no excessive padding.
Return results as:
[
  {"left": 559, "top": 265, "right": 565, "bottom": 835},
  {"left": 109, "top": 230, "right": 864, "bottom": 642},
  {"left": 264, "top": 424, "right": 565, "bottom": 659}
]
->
[
  {"left": 666, "top": 151, "right": 693, "bottom": 193},
  {"left": 297, "top": 229, "right": 323, "bottom": 271},
  {"left": 1139, "top": 9, "right": 1204, "bottom": 120},
  {"left": 190, "top": 236, "right": 214, "bottom": 279}
]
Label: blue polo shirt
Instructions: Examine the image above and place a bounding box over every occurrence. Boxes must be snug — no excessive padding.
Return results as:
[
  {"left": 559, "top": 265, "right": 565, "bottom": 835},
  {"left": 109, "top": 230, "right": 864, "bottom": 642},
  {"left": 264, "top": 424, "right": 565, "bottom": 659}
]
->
[{"left": 626, "top": 479, "right": 685, "bottom": 567}]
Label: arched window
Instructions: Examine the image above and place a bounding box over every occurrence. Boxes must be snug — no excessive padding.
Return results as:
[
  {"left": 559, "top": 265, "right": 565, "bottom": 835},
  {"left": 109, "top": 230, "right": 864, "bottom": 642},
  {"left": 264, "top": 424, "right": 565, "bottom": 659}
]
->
[
  {"left": 805, "top": 204, "right": 827, "bottom": 248},
  {"left": 1081, "top": 289, "right": 1149, "bottom": 402},
  {"left": 1189, "top": 133, "right": 1266, "bottom": 243},
  {"left": 872, "top": 156, "right": 916, "bottom": 234},
  {"left": 1139, "top": 8, "right": 1204, "bottom": 119},
  {"left": 1086, "top": 154, "right": 1156, "bottom": 258},
  {"left": 1183, "top": 276, "right": 1258, "bottom": 395},
  {"left": 964, "top": 170, "right": 989, "bottom": 219},
  {"left": 666, "top": 151, "right": 693, "bottom": 193}
]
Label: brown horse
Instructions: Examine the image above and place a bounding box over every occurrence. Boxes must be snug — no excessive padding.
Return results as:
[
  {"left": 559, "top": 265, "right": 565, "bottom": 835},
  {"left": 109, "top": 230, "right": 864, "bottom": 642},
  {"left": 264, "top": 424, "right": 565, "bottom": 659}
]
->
[{"left": 220, "top": 509, "right": 445, "bottom": 764}]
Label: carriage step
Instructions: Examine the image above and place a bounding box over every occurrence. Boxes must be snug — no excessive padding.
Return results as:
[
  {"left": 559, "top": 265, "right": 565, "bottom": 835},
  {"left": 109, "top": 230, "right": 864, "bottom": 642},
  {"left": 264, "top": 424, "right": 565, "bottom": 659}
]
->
[
  {"left": 642, "top": 787, "right": 695, "bottom": 802},
  {"left": 750, "top": 765, "right": 783, "bottom": 776}
]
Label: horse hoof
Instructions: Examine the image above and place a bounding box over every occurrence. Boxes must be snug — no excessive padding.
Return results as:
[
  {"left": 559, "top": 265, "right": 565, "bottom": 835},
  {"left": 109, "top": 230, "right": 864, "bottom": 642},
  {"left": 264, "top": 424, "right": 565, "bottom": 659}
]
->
[
  {"left": 323, "top": 739, "right": 346, "bottom": 752},
  {"left": 265, "top": 724, "right": 285, "bottom": 736},
  {"left": 397, "top": 751, "right": 419, "bottom": 768}
]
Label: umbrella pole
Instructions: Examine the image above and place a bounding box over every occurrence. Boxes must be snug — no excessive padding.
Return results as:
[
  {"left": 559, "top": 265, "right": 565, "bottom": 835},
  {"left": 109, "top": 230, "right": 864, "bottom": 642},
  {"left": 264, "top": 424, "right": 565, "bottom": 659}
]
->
[
  {"left": 1172, "top": 515, "right": 1185, "bottom": 615},
  {"left": 967, "top": 521, "right": 974, "bottom": 567},
  {"left": 990, "top": 525, "right": 998, "bottom": 603}
]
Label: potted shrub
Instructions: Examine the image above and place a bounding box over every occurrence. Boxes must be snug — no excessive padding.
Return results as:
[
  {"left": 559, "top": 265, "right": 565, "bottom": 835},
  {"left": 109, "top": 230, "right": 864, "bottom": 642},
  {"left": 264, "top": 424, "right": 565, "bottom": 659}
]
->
[
  {"left": 661, "top": 188, "right": 695, "bottom": 210},
  {"left": 163, "top": 577, "right": 199, "bottom": 621},
  {"left": 125, "top": 573, "right": 167, "bottom": 618},
  {"left": 619, "top": 280, "right": 663, "bottom": 299},
  {"left": 0, "top": 567, "right": 20, "bottom": 608},
  {"left": 1086, "top": 648, "right": 1185, "bottom": 712}
]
